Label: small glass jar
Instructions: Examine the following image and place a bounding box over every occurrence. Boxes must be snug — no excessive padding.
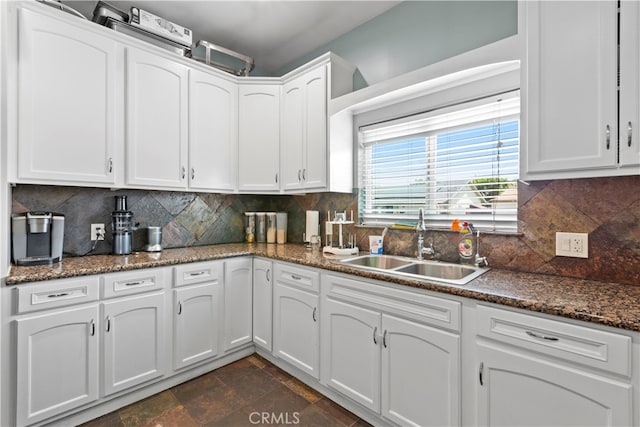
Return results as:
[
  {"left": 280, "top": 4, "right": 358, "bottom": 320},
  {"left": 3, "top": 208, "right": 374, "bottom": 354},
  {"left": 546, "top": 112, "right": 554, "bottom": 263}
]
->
[
  {"left": 276, "top": 212, "right": 287, "bottom": 244},
  {"left": 245, "top": 212, "right": 256, "bottom": 243},
  {"left": 266, "top": 212, "right": 277, "bottom": 243},
  {"left": 256, "top": 212, "right": 266, "bottom": 243}
]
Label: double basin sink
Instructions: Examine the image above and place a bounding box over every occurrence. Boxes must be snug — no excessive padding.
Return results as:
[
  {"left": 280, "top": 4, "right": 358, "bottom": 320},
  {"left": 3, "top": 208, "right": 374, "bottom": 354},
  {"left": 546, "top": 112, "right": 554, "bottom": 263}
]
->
[{"left": 339, "top": 254, "right": 488, "bottom": 286}]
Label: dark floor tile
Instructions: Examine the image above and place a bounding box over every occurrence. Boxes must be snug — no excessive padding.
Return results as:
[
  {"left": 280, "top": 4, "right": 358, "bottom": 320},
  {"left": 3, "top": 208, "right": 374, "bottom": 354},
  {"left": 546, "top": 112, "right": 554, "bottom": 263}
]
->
[
  {"left": 283, "top": 378, "right": 323, "bottom": 403},
  {"left": 79, "top": 410, "right": 123, "bottom": 427},
  {"left": 179, "top": 382, "right": 249, "bottom": 424},
  {"left": 352, "top": 417, "right": 374, "bottom": 427},
  {"left": 291, "top": 404, "right": 343, "bottom": 427},
  {"left": 140, "top": 405, "right": 200, "bottom": 427},
  {"left": 172, "top": 371, "right": 225, "bottom": 403},
  {"left": 117, "top": 390, "right": 179, "bottom": 427},
  {"left": 246, "top": 354, "right": 268, "bottom": 369},
  {"left": 227, "top": 365, "right": 284, "bottom": 403},
  {"left": 214, "top": 358, "right": 263, "bottom": 386},
  {"left": 314, "top": 397, "right": 360, "bottom": 427},
  {"left": 241, "top": 381, "right": 311, "bottom": 417},
  {"left": 262, "top": 362, "right": 294, "bottom": 384}
]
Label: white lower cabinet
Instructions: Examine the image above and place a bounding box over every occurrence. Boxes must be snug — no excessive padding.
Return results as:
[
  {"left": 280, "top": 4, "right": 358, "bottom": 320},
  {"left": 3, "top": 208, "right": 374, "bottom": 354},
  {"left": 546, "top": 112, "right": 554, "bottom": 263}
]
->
[
  {"left": 475, "top": 304, "right": 634, "bottom": 427},
  {"left": 252, "top": 258, "right": 273, "bottom": 351},
  {"left": 273, "top": 262, "right": 320, "bottom": 378},
  {"left": 173, "top": 283, "right": 221, "bottom": 370},
  {"left": 223, "top": 257, "right": 253, "bottom": 352},
  {"left": 321, "top": 274, "right": 461, "bottom": 427},
  {"left": 101, "top": 291, "right": 166, "bottom": 396},
  {"left": 173, "top": 261, "right": 222, "bottom": 371},
  {"left": 15, "top": 305, "right": 100, "bottom": 426}
]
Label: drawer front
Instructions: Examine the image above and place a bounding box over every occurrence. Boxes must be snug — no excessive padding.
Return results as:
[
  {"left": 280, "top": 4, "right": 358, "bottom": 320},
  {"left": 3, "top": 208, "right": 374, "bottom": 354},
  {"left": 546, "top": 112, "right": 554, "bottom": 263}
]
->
[
  {"left": 174, "top": 261, "right": 220, "bottom": 287},
  {"left": 15, "top": 276, "right": 100, "bottom": 314},
  {"left": 477, "top": 304, "right": 632, "bottom": 377},
  {"left": 275, "top": 262, "right": 320, "bottom": 292},
  {"left": 102, "top": 268, "right": 167, "bottom": 298},
  {"left": 323, "top": 273, "right": 461, "bottom": 332}
]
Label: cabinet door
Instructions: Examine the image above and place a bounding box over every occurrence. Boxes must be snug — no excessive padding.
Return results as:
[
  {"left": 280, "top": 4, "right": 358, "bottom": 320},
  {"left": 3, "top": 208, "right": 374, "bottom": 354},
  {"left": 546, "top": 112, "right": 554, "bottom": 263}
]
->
[
  {"left": 302, "top": 66, "right": 327, "bottom": 189},
  {"left": 189, "top": 69, "right": 238, "bottom": 191},
  {"left": 381, "top": 314, "right": 460, "bottom": 427},
  {"left": 17, "top": 8, "right": 117, "bottom": 185},
  {"left": 174, "top": 283, "right": 221, "bottom": 370},
  {"left": 238, "top": 84, "right": 280, "bottom": 191},
  {"left": 273, "top": 282, "right": 319, "bottom": 378},
  {"left": 126, "top": 47, "right": 188, "bottom": 189},
  {"left": 522, "top": 1, "right": 618, "bottom": 179},
  {"left": 620, "top": 1, "right": 640, "bottom": 168},
  {"left": 102, "top": 291, "right": 166, "bottom": 396},
  {"left": 253, "top": 258, "right": 273, "bottom": 351},
  {"left": 281, "top": 79, "right": 305, "bottom": 191},
  {"left": 476, "top": 342, "right": 633, "bottom": 426},
  {"left": 15, "top": 305, "right": 99, "bottom": 426},
  {"left": 321, "top": 297, "right": 381, "bottom": 412},
  {"left": 223, "top": 257, "right": 253, "bottom": 352}
]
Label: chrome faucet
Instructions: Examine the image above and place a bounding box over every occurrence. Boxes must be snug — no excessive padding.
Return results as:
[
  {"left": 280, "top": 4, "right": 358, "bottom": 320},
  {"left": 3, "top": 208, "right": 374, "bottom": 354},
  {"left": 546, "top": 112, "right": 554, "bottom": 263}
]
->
[
  {"left": 416, "top": 208, "right": 435, "bottom": 260},
  {"left": 474, "top": 230, "right": 489, "bottom": 268}
]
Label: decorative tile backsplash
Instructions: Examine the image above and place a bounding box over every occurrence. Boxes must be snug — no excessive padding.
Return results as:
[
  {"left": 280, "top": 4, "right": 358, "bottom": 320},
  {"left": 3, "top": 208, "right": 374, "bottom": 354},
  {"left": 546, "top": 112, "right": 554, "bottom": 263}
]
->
[{"left": 11, "top": 176, "right": 640, "bottom": 285}]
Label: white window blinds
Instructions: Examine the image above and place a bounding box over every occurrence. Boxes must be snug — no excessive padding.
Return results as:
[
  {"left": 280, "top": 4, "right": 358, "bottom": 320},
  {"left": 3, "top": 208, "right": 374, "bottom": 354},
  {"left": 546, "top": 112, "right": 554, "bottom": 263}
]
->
[{"left": 358, "top": 91, "right": 520, "bottom": 232}]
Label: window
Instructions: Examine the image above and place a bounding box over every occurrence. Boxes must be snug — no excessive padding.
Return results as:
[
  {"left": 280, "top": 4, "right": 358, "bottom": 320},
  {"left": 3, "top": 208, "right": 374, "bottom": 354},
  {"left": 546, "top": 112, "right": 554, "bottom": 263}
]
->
[{"left": 358, "top": 91, "right": 519, "bottom": 232}]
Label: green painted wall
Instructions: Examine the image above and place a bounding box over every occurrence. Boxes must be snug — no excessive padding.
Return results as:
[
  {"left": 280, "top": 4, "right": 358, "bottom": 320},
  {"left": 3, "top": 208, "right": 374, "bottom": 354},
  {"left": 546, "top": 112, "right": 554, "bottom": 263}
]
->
[{"left": 277, "top": 1, "right": 517, "bottom": 89}]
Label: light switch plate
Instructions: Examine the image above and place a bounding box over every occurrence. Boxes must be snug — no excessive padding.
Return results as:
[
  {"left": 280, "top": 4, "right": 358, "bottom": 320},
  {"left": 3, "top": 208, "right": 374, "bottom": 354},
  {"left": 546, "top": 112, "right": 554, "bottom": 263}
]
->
[{"left": 555, "top": 232, "right": 588, "bottom": 258}]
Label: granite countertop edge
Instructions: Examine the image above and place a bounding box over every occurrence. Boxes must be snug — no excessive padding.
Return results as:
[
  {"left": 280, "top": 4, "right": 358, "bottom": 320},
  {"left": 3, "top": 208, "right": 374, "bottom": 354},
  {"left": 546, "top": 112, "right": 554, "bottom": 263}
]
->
[{"left": 6, "top": 243, "right": 640, "bottom": 333}]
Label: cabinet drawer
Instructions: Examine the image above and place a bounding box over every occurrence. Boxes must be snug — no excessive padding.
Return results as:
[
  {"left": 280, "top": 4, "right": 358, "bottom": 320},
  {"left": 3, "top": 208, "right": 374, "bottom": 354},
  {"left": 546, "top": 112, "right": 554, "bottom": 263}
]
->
[
  {"left": 324, "top": 274, "right": 461, "bottom": 332},
  {"left": 15, "top": 276, "right": 100, "bottom": 314},
  {"left": 102, "top": 268, "right": 167, "bottom": 298},
  {"left": 275, "top": 262, "right": 320, "bottom": 292},
  {"left": 477, "top": 305, "right": 632, "bottom": 377},
  {"left": 174, "top": 261, "right": 220, "bottom": 287}
]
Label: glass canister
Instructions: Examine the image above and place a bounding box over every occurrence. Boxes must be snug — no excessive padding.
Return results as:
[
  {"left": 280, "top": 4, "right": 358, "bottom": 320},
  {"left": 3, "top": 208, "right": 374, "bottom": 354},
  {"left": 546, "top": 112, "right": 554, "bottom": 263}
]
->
[
  {"left": 256, "top": 212, "right": 266, "bottom": 243},
  {"left": 276, "top": 212, "right": 287, "bottom": 244},
  {"left": 266, "top": 212, "right": 277, "bottom": 243},
  {"left": 245, "top": 212, "right": 256, "bottom": 243}
]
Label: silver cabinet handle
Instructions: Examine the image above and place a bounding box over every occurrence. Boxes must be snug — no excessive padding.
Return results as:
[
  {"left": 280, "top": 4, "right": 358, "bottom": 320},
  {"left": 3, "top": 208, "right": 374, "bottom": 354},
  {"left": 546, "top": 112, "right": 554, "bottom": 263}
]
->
[
  {"left": 291, "top": 274, "right": 302, "bottom": 280},
  {"left": 526, "top": 330, "right": 559, "bottom": 341},
  {"left": 182, "top": 166, "right": 186, "bottom": 179},
  {"left": 628, "top": 121, "right": 633, "bottom": 147},
  {"left": 266, "top": 268, "right": 271, "bottom": 282},
  {"left": 302, "top": 168, "right": 306, "bottom": 181},
  {"left": 373, "top": 326, "right": 378, "bottom": 344},
  {"left": 479, "top": 362, "right": 484, "bottom": 386},
  {"left": 382, "top": 330, "right": 388, "bottom": 348},
  {"left": 125, "top": 280, "right": 144, "bottom": 287},
  {"left": 178, "top": 301, "right": 182, "bottom": 315},
  {"left": 108, "top": 157, "right": 113, "bottom": 173},
  {"left": 191, "top": 168, "right": 195, "bottom": 180},
  {"left": 106, "top": 316, "right": 111, "bottom": 332},
  {"left": 90, "top": 319, "right": 96, "bottom": 337},
  {"left": 605, "top": 124, "right": 611, "bottom": 149},
  {"left": 189, "top": 271, "right": 205, "bottom": 277},
  {"left": 312, "top": 307, "right": 317, "bottom": 322},
  {"left": 47, "top": 292, "right": 69, "bottom": 298},
  {"left": 297, "top": 169, "right": 302, "bottom": 181}
]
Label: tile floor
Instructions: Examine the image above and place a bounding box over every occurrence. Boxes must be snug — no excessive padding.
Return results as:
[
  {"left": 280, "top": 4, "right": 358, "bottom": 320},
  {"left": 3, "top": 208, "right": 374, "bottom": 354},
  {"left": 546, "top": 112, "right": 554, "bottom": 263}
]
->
[{"left": 81, "top": 354, "right": 372, "bottom": 427}]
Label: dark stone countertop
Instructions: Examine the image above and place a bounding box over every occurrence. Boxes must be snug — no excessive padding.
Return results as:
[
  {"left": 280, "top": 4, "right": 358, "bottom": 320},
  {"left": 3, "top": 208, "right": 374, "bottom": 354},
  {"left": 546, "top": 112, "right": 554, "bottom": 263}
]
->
[{"left": 6, "top": 243, "right": 640, "bottom": 333}]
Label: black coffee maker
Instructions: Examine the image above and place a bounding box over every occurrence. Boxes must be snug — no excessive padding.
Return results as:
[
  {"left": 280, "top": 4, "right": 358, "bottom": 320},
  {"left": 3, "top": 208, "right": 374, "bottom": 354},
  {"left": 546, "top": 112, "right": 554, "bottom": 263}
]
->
[{"left": 111, "top": 196, "right": 133, "bottom": 255}]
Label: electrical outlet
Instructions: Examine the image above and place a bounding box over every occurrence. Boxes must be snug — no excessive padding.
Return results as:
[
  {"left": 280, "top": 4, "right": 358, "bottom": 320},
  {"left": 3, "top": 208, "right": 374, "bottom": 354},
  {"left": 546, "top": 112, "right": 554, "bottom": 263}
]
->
[
  {"left": 91, "top": 223, "right": 105, "bottom": 241},
  {"left": 555, "top": 232, "right": 588, "bottom": 258}
]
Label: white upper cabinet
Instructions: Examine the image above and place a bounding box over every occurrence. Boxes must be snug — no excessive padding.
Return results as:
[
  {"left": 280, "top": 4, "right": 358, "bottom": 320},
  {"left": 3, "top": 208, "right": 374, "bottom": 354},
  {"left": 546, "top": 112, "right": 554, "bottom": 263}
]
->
[
  {"left": 238, "top": 83, "right": 281, "bottom": 192},
  {"left": 521, "top": 0, "right": 632, "bottom": 180},
  {"left": 15, "top": 8, "right": 119, "bottom": 186},
  {"left": 619, "top": 1, "right": 640, "bottom": 169},
  {"left": 188, "top": 69, "right": 238, "bottom": 192},
  {"left": 281, "top": 66, "right": 328, "bottom": 191},
  {"left": 521, "top": 1, "right": 618, "bottom": 179},
  {"left": 125, "top": 47, "right": 189, "bottom": 189}
]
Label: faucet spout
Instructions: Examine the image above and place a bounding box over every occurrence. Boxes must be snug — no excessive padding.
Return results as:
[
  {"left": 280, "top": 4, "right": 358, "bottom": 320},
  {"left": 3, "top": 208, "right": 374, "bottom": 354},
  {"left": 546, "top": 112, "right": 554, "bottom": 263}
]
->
[{"left": 416, "top": 208, "right": 434, "bottom": 260}]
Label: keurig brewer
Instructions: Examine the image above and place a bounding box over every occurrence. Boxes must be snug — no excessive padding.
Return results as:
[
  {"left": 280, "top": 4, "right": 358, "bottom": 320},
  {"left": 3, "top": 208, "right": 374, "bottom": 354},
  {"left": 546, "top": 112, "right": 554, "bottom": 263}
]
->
[
  {"left": 11, "top": 212, "right": 65, "bottom": 265},
  {"left": 112, "top": 195, "right": 133, "bottom": 255}
]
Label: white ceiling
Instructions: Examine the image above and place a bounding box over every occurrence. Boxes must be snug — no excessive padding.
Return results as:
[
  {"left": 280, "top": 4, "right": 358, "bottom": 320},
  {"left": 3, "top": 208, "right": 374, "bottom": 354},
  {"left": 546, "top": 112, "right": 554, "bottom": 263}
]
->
[{"left": 64, "top": 0, "right": 400, "bottom": 73}]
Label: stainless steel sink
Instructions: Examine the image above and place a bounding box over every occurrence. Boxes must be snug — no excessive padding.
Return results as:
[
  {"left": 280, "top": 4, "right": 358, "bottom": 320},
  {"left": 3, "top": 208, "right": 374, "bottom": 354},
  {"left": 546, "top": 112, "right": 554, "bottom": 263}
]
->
[
  {"left": 340, "top": 254, "right": 413, "bottom": 270},
  {"left": 339, "top": 255, "right": 488, "bottom": 285}
]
